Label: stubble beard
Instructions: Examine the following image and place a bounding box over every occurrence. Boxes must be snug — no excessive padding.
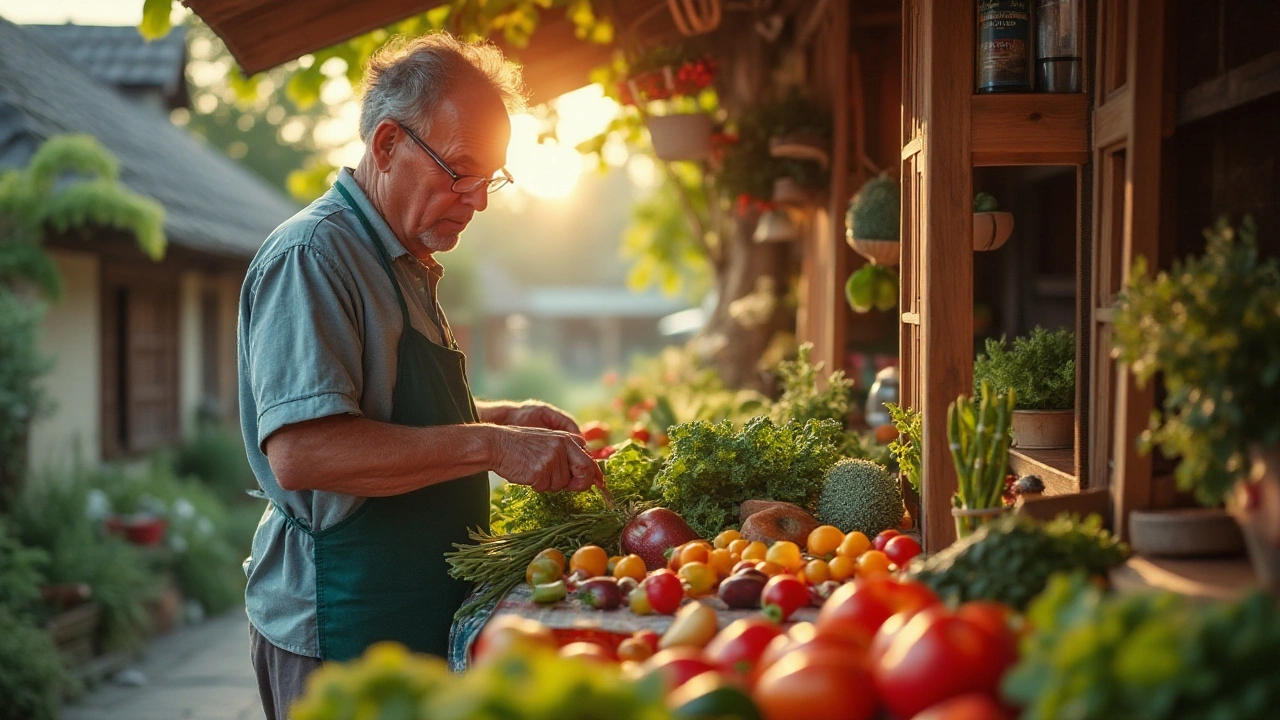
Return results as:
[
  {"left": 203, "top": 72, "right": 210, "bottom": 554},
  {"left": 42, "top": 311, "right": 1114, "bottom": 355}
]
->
[{"left": 416, "top": 227, "right": 462, "bottom": 254}]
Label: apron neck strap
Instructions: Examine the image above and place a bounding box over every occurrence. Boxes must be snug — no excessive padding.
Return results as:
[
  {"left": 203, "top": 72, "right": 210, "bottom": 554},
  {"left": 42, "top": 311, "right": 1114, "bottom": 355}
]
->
[{"left": 335, "top": 181, "right": 412, "bottom": 326}]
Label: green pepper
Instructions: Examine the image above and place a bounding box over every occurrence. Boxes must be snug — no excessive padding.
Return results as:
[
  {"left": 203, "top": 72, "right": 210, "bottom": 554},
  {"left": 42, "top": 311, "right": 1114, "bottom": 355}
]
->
[{"left": 531, "top": 579, "right": 567, "bottom": 604}]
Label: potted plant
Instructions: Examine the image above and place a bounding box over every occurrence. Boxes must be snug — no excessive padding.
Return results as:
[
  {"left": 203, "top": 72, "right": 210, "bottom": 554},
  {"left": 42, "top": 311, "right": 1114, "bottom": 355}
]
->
[
  {"left": 974, "top": 327, "right": 1076, "bottom": 449},
  {"left": 949, "top": 381, "right": 1016, "bottom": 537},
  {"left": 973, "top": 192, "right": 1015, "bottom": 251},
  {"left": 617, "top": 46, "right": 717, "bottom": 162},
  {"left": 845, "top": 173, "right": 900, "bottom": 266},
  {"left": 1112, "top": 217, "right": 1280, "bottom": 590}
]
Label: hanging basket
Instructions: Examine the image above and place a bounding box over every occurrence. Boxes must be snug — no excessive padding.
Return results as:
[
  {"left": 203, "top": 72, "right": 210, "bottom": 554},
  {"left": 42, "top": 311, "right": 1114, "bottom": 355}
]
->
[
  {"left": 974, "top": 211, "right": 1015, "bottom": 251},
  {"left": 769, "top": 133, "right": 830, "bottom": 168},
  {"left": 647, "top": 113, "right": 713, "bottom": 161},
  {"left": 772, "top": 176, "right": 813, "bottom": 206},
  {"left": 846, "top": 235, "right": 900, "bottom": 266}
]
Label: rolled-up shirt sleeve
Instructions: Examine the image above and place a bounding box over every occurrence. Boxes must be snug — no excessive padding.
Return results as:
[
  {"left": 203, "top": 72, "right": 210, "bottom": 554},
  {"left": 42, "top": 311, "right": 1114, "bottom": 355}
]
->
[{"left": 245, "top": 244, "right": 365, "bottom": 453}]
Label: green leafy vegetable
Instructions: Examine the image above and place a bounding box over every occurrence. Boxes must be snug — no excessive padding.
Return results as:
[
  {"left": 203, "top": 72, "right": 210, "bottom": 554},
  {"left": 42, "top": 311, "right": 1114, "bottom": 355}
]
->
[
  {"left": 886, "top": 403, "right": 921, "bottom": 494},
  {"left": 973, "top": 327, "right": 1075, "bottom": 411},
  {"left": 908, "top": 514, "right": 1127, "bottom": 611},
  {"left": 656, "top": 417, "right": 843, "bottom": 538}
]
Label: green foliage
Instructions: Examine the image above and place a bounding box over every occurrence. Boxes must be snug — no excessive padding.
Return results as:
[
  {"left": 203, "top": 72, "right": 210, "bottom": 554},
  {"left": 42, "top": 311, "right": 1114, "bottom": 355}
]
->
[
  {"left": 1003, "top": 573, "right": 1280, "bottom": 719},
  {"left": 139, "top": 0, "right": 174, "bottom": 40},
  {"left": 483, "top": 351, "right": 572, "bottom": 409},
  {"left": 0, "top": 291, "right": 50, "bottom": 497},
  {"left": 887, "top": 403, "right": 922, "bottom": 494},
  {"left": 495, "top": 441, "right": 659, "bottom": 534},
  {"left": 973, "top": 192, "right": 999, "bottom": 212},
  {"left": 908, "top": 514, "right": 1127, "bottom": 611},
  {"left": 973, "top": 327, "right": 1076, "bottom": 411},
  {"left": 0, "top": 517, "right": 47, "bottom": 616},
  {"left": 1112, "top": 217, "right": 1280, "bottom": 506},
  {"left": 621, "top": 164, "right": 713, "bottom": 301},
  {"left": 293, "top": 643, "right": 670, "bottom": 720},
  {"left": 0, "top": 607, "right": 71, "bottom": 720},
  {"left": 769, "top": 342, "right": 853, "bottom": 426},
  {"left": 655, "top": 417, "right": 844, "bottom": 538},
  {"left": 174, "top": 422, "right": 258, "bottom": 507},
  {"left": 816, "top": 459, "right": 903, "bottom": 536},
  {"left": 847, "top": 174, "right": 899, "bottom": 241},
  {"left": 718, "top": 91, "right": 831, "bottom": 202}
]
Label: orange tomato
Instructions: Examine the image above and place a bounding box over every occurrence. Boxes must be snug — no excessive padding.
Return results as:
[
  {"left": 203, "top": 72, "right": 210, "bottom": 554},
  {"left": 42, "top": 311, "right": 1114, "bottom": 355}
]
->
[
  {"left": 677, "top": 561, "right": 717, "bottom": 596},
  {"left": 606, "top": 555, "right": 624, "bottom": 575},
  {"left": 570, "top": 545, "right": 608, "bottom": 577},
  {"left": 708, "top": 548, "right": 736, "bottom": 578},
  {"left": 533, "top": 548, "right": 566, "bottom": 572},
  {"left": 766, "top": 541, "right": 804, "bottom": 572},
  {"left": 612, "top": 554, "right": 647, "bottom": 582},
  {"left": 755, "top": 560, "right": 785, "bottom": 577},
  {"left": 837, "top": 531, "right": 872, "bottom": 559},
  {"left": 803, "top": 559, "right": 831, "bottom": 584},
  {"left": 806, "top": 525, "right": 845, "bottom": 558},
  {"left": 678, "top": 543, "right": 710, "bottom": 567},
  {"left": 728, "top": 538, "right": 750, "bottom": 556},
  {"left": 828, "top": 555, "right": 858, "bottom": 582},
  {"left": 742, "top": 541, "right": 768, "bottom": 562},
  {"left": 713, "top": 529, "right": 742, "bottom": 549},
  {"left": 856, "top": 549, "right": 892, "bottom": 577}
]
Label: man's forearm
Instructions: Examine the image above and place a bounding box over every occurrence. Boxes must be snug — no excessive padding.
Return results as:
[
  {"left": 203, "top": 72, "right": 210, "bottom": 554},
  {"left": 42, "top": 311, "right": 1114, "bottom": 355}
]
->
[
  {"left": 266, "top": 415, "right": 496, "bottom": 496},
  {"left": 474, "top": 400, "right": 512, "bottom": 425}
]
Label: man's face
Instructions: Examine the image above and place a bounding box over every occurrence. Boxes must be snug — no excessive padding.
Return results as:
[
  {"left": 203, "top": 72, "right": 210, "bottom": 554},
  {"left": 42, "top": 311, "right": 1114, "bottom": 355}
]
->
[{"left": 385, "top": 84, "right": 511, "bottom": 255}]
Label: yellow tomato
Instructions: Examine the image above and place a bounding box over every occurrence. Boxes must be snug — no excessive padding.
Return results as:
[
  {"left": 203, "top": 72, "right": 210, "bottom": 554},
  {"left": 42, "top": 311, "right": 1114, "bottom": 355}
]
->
[
  {"left": 533, "top": 548, "right": 566, "bottom": 572},
  {"left": 806, "top": 525, "right": 845, "bottom": 558},
  {"left": 766, "top": 541, "right": 804, "bottom": 572},
  {"left": 803, "top": 559, "right": 831, "bottom": 584},
  {"left": 713, "top": 529, "right": 742, "bottom": 549},
  {"left": 678, "top": 561, "right": 717, "bottom": 596},
  {"left": 612, "top": 554, "right": 647, "bottom": 582},
  {"left": 606, "top": 555, "right": 624, "bottom": 575},
  {"left": 570, "top": 545, "right": 608, "bottom": 577},
  {"left": 708, "top": 548, "right": 735, "bottom": 578},
  {"left": 728, "top": 538, "right": 750, "bottom": 556},
  {"left": 742, "top": 541, "right": 768, "bottom": 562},
  {"left": 754, "top": 560, "right": 785, "bottom": 577},
  {"left": 828, "top": 555, "right": 858, "bottom": 582},
  {"left": 856, "top": 549, "right": 892, "bottom": 577},
  {"left": 837, "top": 531, "right": 872, "bottom": 559}
]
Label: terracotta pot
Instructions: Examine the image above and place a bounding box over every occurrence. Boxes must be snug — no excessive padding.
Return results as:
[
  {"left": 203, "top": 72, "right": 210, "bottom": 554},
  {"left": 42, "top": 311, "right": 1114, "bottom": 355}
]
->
[
  {"left": 105, "top": 514, "right": 168, "bottom": 546},
  {"left": 646, "top": 113, "right": 712, "bottom": 161},
  {"left": 973, "top": 211, "right": 1014, "bottom": 251},
  {"left": 1011, "top": 409, "right": 1074, "bottom": 449},
  {"left": 1229, "top": 444, "right": 1280, "bottom": 593}
]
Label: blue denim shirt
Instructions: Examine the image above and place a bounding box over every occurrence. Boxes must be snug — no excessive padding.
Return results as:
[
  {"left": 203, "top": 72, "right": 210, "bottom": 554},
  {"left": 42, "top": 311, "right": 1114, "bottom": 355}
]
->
[{"left": 239, "top": 169, "right": 452, "bottom": 657}]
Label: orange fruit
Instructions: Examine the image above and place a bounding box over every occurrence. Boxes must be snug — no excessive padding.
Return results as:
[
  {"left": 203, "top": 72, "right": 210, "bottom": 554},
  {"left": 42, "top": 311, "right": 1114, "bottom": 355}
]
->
[
  {"left": 534, "top": 548, "right": 566, "bottom": 572},
  {"left": 728, "top": 538, "right": 750, "bottom": 556},
  {"left": 570, "top": 545, "right": 608, "bottom": 577},
  {"left": 806, "top": 525, "right": 845, "bottom": 558},
  {"left": 742, "top": 541, "right": 768, "bottom": 562},
  {"left": 803, "top": 559, "right": 831, "bottom": 584},
  {"left": 606, "top": 555, "right": 624, "bottom": 575},
  {"left": 755, "top": 560, "right": 785, "bottom": 577},
  {"left": 837, "top": 531, "right": 872, "bottom": 559},
  {"left": 679, "top": 543, "right": 710, "bottom": 567},
  {"left": 713, "top": 529, "right": 742, "bottom": 549},
  {"left": 708, "top": 548, "right": 735, "bottom": 577},
  {"left": 766, "top": 541, "right": 804, "bottom": 572},
  {"left": 612, "top": 554, "right": 647, "bottom": 582},
  {"left": 678, "top": 561, "right": 717, "bottom": 596},
  {"left": 855, "top": 549, "right": 892, "bottom": 577},
  {"left": 828, "top": 555, "right": 858, "bottom": 582}
]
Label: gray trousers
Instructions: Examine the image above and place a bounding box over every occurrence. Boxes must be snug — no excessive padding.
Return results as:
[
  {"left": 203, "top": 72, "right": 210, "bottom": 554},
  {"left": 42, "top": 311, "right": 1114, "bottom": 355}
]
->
[{"left": 249, "top": 623, "right": 323, "bottom": 720}]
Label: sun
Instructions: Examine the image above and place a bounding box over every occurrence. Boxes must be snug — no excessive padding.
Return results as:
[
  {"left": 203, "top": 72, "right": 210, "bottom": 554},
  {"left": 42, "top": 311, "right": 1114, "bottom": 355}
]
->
[{"left": 503, "top": 85, "right": 619, "bottom": 201}]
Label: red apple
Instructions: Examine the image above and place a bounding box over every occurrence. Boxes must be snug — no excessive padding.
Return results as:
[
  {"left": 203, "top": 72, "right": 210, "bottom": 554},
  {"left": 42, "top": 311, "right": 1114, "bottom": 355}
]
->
[{"left": 622, "top": 508, "right": 701, "bottom": 570}]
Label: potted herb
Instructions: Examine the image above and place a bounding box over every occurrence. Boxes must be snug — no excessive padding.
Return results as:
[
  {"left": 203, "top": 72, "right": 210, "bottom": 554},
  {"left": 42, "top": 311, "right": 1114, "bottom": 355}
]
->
[
  {"left": 845, "top": 173, "right": 900, "bottom": 266},
  {"left": 973, "top": 191, "right": 1014, "bottom": 251},
  {"left": 1112, "top": 217, "right": 1280, "bottom": 590},
  {"left": 617, "top": 46, "right": 717, "bottom": 162},
  {"left": 949, "top": 381, "right": 1016, "bottom": 537},
  {"left": 974, "top": 327, "right": 1076, "bottom": 449}
]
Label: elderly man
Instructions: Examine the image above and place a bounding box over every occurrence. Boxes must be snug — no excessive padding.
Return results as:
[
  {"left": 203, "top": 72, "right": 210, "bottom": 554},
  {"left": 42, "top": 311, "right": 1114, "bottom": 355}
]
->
[{"left": 238, "top": 33, "right": 602, "bottom": 717}]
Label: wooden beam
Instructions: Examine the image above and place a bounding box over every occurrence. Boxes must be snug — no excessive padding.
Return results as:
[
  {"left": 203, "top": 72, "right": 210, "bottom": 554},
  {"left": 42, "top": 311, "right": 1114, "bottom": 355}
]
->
[
  {"left": 970, "top": 94, "right": 1091, "bottom": 166},
  {"left": 1015, "top": 487, "right": 1111, "bottom": 524},
  {"left": 1177, "top": 48, "right": 1280, "bottom": 126},
  {"left": 1094, "top": 90, "right": 1131, "bottom": 149}
]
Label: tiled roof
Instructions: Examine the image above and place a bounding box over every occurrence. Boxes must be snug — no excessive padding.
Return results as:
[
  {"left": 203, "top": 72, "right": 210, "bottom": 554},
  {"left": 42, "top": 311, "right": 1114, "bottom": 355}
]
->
[
  {"left": 0, "top": 19, "right": 297, "bottom": 260},
  {"left": 32, "top": 23, "right": 189, "bottom": 109}
]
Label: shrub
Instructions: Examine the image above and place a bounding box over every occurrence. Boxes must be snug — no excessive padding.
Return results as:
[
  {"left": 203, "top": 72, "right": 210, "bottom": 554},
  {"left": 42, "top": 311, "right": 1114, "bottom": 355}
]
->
[
  {"left": 0, "top": 607, "right": 71, "bottom": 720},
  {"left": 847, "top": 174, "right": 899, "bottom": 241},
  {"left": 0, "top": 516, "right": 47, "bottom": 616},
  {"left": 817, "top": 458, "right": 903, "bottom": 536},
  {"left": 0, "top": 290, "right": 50, "bottom": 502},
  {"left": 973, "top": 327, "right": 1075, "bottom": 411},
  {"left": 174, "top": 422, "right": 257, "bottom": 507}
]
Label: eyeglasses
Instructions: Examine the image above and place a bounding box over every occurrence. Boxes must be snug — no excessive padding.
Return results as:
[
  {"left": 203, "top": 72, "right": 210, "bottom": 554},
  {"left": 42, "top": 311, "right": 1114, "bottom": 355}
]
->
[{"left": 396, "top": 122, "right": 514, "bottom": 194}]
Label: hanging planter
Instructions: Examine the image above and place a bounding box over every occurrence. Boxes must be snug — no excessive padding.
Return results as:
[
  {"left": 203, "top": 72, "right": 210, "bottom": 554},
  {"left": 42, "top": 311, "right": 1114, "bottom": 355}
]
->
[
  {"left": 845, "top": 174, "right": 900, "bottom": 267},
  {"left": 769, "top": 132, "right": 831, "bottom": 169},
  {"left": 646, "top": 113, "right": 713, "bottom": 162},
  {"left": 973, "top": 192, "right": 1014, "bottom": 251},
  {"left": 618, "top": 51, "right": 718, "bottom": 163},
  {"left": 753, "top": 208, "right": 799, "bottom": 243}
]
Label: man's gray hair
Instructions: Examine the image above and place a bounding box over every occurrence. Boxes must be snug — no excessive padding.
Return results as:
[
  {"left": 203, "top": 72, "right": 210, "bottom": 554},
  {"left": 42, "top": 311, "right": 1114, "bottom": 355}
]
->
[{"left": 358, "top": 33, "right": 527, "bottom": 143}]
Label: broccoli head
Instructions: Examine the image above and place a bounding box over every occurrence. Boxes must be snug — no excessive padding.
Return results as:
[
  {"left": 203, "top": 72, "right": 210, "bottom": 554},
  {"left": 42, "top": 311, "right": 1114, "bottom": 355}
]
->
[{"left": 817, "top": 458, "right": 904, "bottom": 536}]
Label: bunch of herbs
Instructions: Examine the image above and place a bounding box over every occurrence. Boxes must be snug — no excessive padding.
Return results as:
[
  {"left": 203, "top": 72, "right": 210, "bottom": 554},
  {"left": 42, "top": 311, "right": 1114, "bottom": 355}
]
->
[{"left": 973, "top": 327, "right": 1075, "bottom": 411}]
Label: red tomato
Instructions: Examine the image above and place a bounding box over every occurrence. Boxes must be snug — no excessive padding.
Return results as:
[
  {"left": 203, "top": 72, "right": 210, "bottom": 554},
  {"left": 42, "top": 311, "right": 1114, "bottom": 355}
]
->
[
  {"left": 641, "top": 647, "right": 717, "bottom": 691},
  {"left": 559, "top": 641, "right": 616, "bottom": 663},
  {"left": 873, "top": 606, "right": 1018, "bottom": 720},
  {"left": 753, "top": 627, "right": 864, "bottom": 685},
  {"left": 581, "top": 421, "right": 609, "bottom": 443},
  {"left": 761, "top": 575, "right": 809, "bottom": 623},
  {"left": 630, "top": 423, "right": 652, "bottom": 444},
  {"left": 632, "top": 628, "right": 661, "bottom": 654},
  {"left": 873, "top": 529, "right": 902, "bottom": 552},
  {"left": 703, "top": 618, "right": 784, "bottom": 680},
  {"left": 817, "top": 577, "right": 940, "bottom": 647},
  {"left": 909, "top": 693, "right": 1011, "bottom": 720},
  {"left": 754, "top": 649, "right": 879, "bottom": 720},
  {"left": 643, "top": 570, "right": 685, "bottom": 615},
  {"left": 955, "top": 601, "right": 1020, "bottom": 660},
  {"left": 883, "top": 535, "right": 923, "bottom": 566},
  {"left": 471, "top": 615, "right": 556, "bottom": 665}
]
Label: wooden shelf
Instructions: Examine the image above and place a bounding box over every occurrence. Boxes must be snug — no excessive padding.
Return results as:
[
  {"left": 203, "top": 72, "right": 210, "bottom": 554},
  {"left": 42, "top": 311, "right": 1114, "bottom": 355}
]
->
[
  {"left": 970, "top": 93, "right": 1090, "bottom": 166},
  {"left": 1110, "top": 555, "right": 1259, "bottom": 601},
  {"left": 1008, "top": 446, "right": 1077, "bottom": 495}
]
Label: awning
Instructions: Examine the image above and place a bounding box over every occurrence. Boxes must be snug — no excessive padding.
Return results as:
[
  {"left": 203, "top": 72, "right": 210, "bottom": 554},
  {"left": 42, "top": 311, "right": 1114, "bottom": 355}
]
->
[{"left": 182, "top": 1, "right": 681, "bottom": 102}]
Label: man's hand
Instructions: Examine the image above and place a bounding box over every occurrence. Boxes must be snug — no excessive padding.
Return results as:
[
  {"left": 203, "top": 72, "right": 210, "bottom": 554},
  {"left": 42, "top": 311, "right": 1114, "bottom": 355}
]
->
[
  {"left": 488, "top": 425, "right": 602, "bottom": 493},
  {"left": 480, "top": 400, "right": 581, "bottom": 435}
]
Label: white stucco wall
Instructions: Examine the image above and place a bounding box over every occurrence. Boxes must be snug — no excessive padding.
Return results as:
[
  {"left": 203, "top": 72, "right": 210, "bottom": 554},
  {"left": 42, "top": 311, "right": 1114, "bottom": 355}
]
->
[
  {"left": 29, "top": 250, "right": 101, "bottom": 469},
  {"left": 179, "top": 271, "right": 203, "bottom": 437}
]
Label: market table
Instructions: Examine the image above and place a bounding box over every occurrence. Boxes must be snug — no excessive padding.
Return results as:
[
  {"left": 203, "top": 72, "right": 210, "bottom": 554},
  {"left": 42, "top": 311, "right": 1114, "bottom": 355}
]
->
[{"left": 449, "top": 584, "right": 820, "bottom": 671}]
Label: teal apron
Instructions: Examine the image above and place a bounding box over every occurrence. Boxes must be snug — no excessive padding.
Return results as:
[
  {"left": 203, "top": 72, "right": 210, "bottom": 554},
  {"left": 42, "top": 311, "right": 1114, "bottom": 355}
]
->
[{"left": 280, "top": 182, "right": 489, "bottom": 661}]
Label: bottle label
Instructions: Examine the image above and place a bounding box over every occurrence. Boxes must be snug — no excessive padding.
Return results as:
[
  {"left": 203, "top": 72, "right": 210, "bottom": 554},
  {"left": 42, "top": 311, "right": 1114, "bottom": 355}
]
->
[{"left": 978, "top": 0, "right": 1032, "bottom": 92}]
